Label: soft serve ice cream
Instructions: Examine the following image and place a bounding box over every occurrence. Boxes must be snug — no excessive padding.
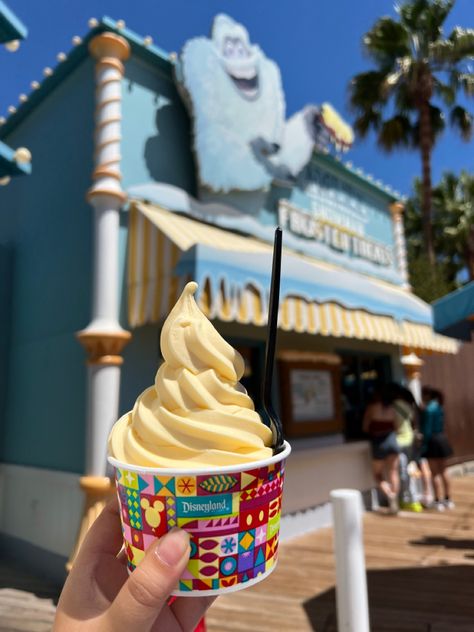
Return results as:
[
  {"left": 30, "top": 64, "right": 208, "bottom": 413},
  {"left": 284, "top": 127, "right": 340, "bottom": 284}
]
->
[{"left": 109, "top": 282, "right": 273, "bottom": 468}]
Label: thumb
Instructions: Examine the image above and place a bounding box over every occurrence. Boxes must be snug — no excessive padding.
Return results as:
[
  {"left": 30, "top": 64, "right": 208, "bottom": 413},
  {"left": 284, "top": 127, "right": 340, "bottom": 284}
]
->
[{"left": 106, "top": 528, "right": 190, "bottom": 632}]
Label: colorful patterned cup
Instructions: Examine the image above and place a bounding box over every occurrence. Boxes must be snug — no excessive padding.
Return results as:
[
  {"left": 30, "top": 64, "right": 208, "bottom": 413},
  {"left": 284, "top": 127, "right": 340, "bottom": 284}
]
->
[{"left": 108, "top": 441, "right": 291, "bottom": 596}]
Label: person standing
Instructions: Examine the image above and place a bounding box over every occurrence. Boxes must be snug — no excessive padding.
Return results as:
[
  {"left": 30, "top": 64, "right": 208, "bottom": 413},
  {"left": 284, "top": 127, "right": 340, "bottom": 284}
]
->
[
  {"left": 363, "top": 387, "right": 400, "bottom": 514},
  {"left": 391, "top": 384, "right": 423, "bottom": 512},
  {"left": 420, "top": 387, "right": 454, "bottom": 511}
]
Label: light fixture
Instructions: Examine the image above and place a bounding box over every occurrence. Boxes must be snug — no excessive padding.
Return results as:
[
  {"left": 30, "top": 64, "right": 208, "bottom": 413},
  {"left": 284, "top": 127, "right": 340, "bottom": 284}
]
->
[
  {"left": 31, "top": 81, "right": 40, "bottom": 89},
  {"left": 116, "top": 19, "right": 126, "bottom": 29},
  {"left": 57, "top": 52, "right": 67, "bottom": 62},
  {"left": 43, "top": 67, "right": 53, "bottom": 77},
  {"left": 88, "top": 18, "right": 99, "bottom": 28},
  {"left": 72, "top": 35, "right": 82, "bottom": 46},
  {"left": 19, "top": 94, "right": 27, "bottom": 103},
  {"left": 14, "top": 147, "right": 32, "bottom": 164},
  {"left": 143, "top": 36, "right": 153, "bottom": 46},
  {"left": 0, "top": 176, "right": 11, "bottom": 186},
  {"left": 5, "top": 40, "right": 20, "bottom": 52},
  {"left": 7, "top": 105, "right": 16, "bottom": 114}
]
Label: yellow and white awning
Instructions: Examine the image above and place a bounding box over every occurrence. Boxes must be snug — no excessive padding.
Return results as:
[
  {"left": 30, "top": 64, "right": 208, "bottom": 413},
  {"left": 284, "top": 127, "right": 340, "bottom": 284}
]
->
[{"left": 127, "top": 201, "right": 458, "bottom": 355}]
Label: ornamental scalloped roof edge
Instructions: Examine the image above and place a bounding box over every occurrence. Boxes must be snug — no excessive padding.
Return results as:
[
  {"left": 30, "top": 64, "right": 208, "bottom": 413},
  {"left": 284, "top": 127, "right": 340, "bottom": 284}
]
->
[{"left": 0, "top": 15, "right": 402, "bottom": 202}]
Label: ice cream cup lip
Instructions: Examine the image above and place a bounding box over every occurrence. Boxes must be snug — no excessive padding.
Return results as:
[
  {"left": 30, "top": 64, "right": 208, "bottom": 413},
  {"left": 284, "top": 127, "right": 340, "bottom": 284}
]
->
[{"left": 108, "top": 439, "right": 291, "bottom": 476}]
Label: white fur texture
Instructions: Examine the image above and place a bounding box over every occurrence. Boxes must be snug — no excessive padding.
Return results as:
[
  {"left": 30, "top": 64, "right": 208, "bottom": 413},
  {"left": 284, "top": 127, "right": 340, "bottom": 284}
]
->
[{"left": 176, "top": 14, "right": 319, "bottom": 193}]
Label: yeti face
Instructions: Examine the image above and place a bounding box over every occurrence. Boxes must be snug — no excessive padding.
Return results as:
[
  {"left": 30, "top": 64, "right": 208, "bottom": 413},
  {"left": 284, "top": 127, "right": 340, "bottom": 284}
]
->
[{"left": 213, "top": 16, "right": 259, "bottom": 100}]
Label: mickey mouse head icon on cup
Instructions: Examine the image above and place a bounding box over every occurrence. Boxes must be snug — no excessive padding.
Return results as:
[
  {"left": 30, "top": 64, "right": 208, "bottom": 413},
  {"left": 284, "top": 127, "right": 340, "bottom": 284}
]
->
[{"left": 140, "top": 498, "right": 165, "bottom": 531}]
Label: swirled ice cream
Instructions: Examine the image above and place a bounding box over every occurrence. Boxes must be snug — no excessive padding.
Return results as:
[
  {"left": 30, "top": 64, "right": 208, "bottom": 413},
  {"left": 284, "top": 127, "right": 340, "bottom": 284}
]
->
[{"left": 109, "top": 282, "right": 273, "bottom": 468}]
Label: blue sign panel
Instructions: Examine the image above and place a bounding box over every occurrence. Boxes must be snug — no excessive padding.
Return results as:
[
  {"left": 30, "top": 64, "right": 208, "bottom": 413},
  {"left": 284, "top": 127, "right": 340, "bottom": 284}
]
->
[{"left": 176, "top": 494, "right": 234, "bottom": 518}]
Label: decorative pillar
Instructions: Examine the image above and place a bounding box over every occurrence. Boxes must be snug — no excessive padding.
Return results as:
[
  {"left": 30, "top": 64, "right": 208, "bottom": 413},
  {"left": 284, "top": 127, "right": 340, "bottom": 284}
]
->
[
  {"left": 401, "top": 351, "right": 424, "bottom": 406},
  {"left": 68, "top": 32, "right": 131, "bottom": 570},
  {"left": 390, "top": 201, "right": 410, "bottom": 289}
]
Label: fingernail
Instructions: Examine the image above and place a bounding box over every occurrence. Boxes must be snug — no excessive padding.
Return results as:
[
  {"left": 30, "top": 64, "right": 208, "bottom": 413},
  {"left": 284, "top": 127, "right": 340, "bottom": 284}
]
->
[{"left": 155, "top": 529, "right": 190, "bottom": 567}]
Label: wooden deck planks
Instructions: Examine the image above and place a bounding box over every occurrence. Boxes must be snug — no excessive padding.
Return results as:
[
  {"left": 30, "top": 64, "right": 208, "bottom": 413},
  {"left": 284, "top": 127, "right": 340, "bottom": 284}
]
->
[
  {"left": 206, "top": 476, "right": 474, "bottom": 631},
  {"left": 1, "top": 476, "right": 474, "bottom": 631}
]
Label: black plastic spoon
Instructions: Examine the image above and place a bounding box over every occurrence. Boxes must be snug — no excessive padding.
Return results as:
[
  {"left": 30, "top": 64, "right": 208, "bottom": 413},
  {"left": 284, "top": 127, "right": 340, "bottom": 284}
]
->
[{"left": 262, "top": 226, "right": 285, "bottom": 453}]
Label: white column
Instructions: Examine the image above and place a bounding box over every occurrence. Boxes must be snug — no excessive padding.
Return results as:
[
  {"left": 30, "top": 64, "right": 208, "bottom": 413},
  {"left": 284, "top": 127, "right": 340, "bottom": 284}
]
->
[
  {"left": 330, "top": 489, "right": 370, "bottom": 632},
  {"left": 401, "top": 352, "right": 424, "bottom": 406},
  {"left": 85, "top": 364, "right": 121, "bottom": 475},
  {"left": 69, "top": 32, "right": 131, "bottom": 570},
  {"left": 390, "top": 201, "right": 410, "bottom": 289},
  {"left": 78, "top": 32, "right": 131, "bottom": 476}
]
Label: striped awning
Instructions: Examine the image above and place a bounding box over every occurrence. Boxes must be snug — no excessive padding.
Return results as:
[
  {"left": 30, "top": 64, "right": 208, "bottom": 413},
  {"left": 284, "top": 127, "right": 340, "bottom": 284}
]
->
[{"left": 127, "top": 201, "right": 458, "bottom": 355}]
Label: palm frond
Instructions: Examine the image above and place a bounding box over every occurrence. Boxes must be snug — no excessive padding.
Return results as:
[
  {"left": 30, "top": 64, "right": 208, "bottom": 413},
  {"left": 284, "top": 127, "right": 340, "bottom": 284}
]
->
[
  {"left": 377, "top": 115, "right": 414, "bottom": 151},
  {"left": 423, "top": 0, "right": 455, "bottom": 41},
  {"left": 393, "top": 81, "right": 417, "bottom": 113},
  {"left": 353, "top": 109, "right": 382, "bottom": 138},
  {"left": 449, "top": 70, "right": 474, "bottom": 97},
  {"left": 399, "top": 0, "right": 455, "bottom": 53},
  {"left": 450, "top": 105, "right": 473, "bottom": 140},
  {"left": 349, "top": 71, "right": 390, "bottom": 111},
  {"left": 460, "top": 73, "right": 474, "bottom": 97},
  {"left": 430, "top": 27, "right": 474, "bottom": 65},
  {"left": 362, "top": 17, "right": 410, "bottom": 66},
  {"left": 433, "top": 77, "right": 455, "bottom": 106},
  {"left": 398, "top": 0, "right": 430, "bottom": 31}
]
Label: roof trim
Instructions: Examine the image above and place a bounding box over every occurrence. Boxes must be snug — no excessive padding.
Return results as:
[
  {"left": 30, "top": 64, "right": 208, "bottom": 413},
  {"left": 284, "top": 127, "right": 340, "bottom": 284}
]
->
[
  {"left": 0, "top": 140, "right": 31, "bottom": 176},
  {"left": 0, "top": 1, "right": 27, "bottom": 44},
  {"left": 313, "top": 152, "right": 400, "bottom": 203},
  {"left": 0, "top": 16, "right": 173, "bottom": 139}
]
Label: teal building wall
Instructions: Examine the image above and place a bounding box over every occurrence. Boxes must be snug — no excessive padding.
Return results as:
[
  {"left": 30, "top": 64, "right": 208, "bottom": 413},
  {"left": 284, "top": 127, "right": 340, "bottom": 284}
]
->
[
  {"left": 0, "top": 60, "right": 95, "bottom": 472},
  {"left": 0, "top": 44, "right": 197, "bottom": 473},
  {"left": 0, "top": 25, "right": 403, "bottom": 473},
  {"left": 118, "top": 53, "right": 196, "bottom": 413},
  {"left": 121, "top": 56, "right": 195, "bottom": 193}
]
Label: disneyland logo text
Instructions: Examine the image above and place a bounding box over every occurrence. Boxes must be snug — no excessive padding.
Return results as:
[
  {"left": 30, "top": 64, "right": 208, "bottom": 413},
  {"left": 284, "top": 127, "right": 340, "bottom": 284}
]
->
[
  {"left": 180, "top": 499, "right": 229, "bottom": 514},
  {"left": 278, "top": 200, "right": 393, "bottom": 267}
]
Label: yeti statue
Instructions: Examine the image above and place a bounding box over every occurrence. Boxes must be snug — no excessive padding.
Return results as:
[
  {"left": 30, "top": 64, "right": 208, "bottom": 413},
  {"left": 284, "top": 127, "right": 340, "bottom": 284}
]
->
[{"left": 175, "top": 14, "right": 353, "bottom": 194}]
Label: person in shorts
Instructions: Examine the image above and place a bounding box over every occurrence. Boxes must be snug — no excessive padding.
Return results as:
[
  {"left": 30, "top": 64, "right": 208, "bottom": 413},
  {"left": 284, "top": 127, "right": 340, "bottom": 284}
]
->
[
  {"left": 391, "top": 384, "right": 423, "bottom": 512},
  {"left": 421, "top": 387, "right": 454, "bottom": 511},
  {"left": 363, "top": 386, "right": 400, "bottom": 514}
]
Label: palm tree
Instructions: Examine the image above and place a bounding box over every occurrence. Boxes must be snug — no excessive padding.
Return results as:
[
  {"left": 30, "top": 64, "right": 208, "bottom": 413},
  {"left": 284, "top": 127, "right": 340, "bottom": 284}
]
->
[
  {"left": 349, "top": 0, "right": 474, "bottom": 266},
  {"left": 405, "top": 171, "right": 474, "bottom": 299},
  {"left": 432, "top": 171, "right": 474, "bottom": 280}
]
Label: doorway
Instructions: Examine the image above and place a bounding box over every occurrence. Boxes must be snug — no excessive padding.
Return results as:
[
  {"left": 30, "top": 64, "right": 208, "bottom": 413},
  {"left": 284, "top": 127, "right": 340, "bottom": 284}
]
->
[{"left": 339, "top": 352, "right": 392, "bottom": 440}]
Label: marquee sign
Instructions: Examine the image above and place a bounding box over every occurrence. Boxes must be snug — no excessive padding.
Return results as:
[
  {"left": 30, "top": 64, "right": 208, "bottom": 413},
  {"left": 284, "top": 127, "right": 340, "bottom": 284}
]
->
[{"left": 278, "top": 200, "right": 393, "bottom": 267}]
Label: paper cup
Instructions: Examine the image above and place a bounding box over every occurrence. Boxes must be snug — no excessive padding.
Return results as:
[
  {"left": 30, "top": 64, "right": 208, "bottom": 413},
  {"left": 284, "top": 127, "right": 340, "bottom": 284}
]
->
[{"left": 108, "top": 441, "right": 291, "bottom": 596}]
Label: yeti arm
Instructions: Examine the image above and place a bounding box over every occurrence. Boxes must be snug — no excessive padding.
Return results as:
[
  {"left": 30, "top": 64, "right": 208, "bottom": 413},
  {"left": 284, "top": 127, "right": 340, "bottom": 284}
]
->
[{"left": 269, "top": 106, "right": 320, "bottom": 178}]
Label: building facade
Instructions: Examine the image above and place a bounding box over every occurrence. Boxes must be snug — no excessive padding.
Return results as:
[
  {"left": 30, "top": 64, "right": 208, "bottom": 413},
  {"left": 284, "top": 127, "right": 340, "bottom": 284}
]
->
[{"left": 0, "top": 15, "right": 457, "bottom": 577}]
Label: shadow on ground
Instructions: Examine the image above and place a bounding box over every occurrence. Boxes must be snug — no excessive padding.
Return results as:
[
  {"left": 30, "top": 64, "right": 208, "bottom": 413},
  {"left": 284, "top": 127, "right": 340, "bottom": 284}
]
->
[
  {"left": 303, "top": 565, "right": 474, "bottom": 631},
  {"left": 0, "top": 558, "right": 61, "bottom": 603},
  {"left": 410, "top": 535, "right": 474, "bottom": 550}
]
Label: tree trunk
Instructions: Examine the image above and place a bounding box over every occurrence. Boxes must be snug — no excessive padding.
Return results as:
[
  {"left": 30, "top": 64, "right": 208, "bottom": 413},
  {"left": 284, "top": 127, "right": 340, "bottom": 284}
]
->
[{"left": 419, "top": 99, "right": 435, "bottom": 267}]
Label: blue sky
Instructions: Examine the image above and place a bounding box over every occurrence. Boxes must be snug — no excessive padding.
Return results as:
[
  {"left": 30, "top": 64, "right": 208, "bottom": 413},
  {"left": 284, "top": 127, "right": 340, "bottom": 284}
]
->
[{"left": 2, "top": 0, "right": 473, "bottom": 196}]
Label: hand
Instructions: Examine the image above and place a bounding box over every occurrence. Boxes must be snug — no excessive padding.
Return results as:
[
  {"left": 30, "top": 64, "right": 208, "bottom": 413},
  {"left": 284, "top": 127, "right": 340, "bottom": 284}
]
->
[{"left": 54, "top": 499, "right": 214, "bottom": 632}]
